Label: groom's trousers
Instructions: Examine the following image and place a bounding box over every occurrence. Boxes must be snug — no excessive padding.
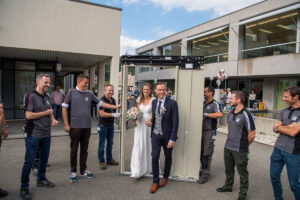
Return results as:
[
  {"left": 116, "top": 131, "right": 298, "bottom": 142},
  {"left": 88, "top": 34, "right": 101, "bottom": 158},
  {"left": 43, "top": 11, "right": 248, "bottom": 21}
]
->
[
  {"left": 151, "top": 134, "right": 173, "bottom": 184},
  {"left": 200, "top": 130, "right": 215, "bottom": 179}
]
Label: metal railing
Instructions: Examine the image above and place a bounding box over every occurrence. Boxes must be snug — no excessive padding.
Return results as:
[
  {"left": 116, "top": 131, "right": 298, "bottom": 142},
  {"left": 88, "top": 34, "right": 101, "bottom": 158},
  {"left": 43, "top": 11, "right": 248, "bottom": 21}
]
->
[{"left": 240, "top": 41, "right": 298, "bottom": 59}]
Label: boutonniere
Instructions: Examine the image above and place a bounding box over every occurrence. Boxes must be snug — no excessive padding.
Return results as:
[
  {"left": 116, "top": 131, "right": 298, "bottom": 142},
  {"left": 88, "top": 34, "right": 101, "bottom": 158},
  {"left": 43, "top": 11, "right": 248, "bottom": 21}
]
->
[{"left": 162, "top": 106, "right": 167, "bottom": 114}]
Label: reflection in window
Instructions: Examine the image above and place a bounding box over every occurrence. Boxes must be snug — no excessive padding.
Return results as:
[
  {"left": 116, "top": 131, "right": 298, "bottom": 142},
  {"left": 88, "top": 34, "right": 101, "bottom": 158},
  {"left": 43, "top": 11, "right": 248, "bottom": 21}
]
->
[
  {"left": 242, "top": 10, "right": 298, "bottom": 59},
  {"left": 15, "top": 71, "right": 35, "bottom": 109},
  {"left": 140, "top": 50, "right": 153, "bottom": 56},
  {"left": 162, "top": 41, "right": 181, "bottom": 56},
  {"left": 191, "top": 28, "right": 229, "bottom": 64}
]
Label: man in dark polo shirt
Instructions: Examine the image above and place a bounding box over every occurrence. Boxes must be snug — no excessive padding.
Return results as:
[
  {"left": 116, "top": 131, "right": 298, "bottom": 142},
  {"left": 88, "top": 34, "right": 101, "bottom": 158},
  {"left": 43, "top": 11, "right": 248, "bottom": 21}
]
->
[
  {"left": 98, "top": 84, "right": 120, "bottom": 170},
  {"left": 197, "top": 86, "right": 222, "bottom": 184},
  {"left": 216, "top": 91, "right": 255, "bottom": 200},
  {"left": 271, "top": 85, "right": 300, "bottom": 200},
  {"left": 0, "top": 97, "right": 8, "bottom": 198},
  {"left": 20, "top": 74, "right": 58, "bottom": 200},
  {"left": 62, "top": 74, "right": 120, "bottom": 183}
]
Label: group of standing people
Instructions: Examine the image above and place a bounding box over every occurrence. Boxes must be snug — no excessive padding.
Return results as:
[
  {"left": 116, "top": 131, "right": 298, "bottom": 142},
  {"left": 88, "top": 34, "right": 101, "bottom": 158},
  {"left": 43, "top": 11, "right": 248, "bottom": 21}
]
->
[{"left": 0, "top": 72, "right": 299, "bottom": 199}]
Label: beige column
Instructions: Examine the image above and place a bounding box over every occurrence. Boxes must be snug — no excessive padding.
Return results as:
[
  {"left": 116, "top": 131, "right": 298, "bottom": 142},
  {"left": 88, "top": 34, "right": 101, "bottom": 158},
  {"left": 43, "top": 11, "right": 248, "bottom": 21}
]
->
[
  {"left": 181, "top": 38, "right": 187, "bottom": 56},
  {"left": 89, "top": 65, "right": 96, "bottom": 90},
  {"left": 228, "top": 21, "right": 239, "bottom": 76},
  {"left": 110, "top": 55, "right": 120, "bottom": 101},
  {"left": 98, "top": 61, "right": 106, "bottom": 98}
]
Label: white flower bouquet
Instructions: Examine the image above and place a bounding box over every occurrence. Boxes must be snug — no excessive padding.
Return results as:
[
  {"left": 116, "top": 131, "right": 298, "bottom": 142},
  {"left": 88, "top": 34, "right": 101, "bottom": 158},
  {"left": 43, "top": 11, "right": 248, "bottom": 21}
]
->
[{"left": 126, "top": 107, "right": 143, "bottom": 127}]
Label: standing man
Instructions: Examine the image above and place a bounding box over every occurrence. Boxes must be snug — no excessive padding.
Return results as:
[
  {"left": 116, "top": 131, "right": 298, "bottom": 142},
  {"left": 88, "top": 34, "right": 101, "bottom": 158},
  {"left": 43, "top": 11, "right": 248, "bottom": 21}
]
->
[
  {"left": 134, "top": 87, "right": 140, "bottom": 100},
  {"left": 50, "top": 86, "right": 63, "bottom": 120},
  {"left": 197, "top": 86, "right": 223, "bottom": 184},
  {"left": 0, "top": 97, "right": 8, "bottom": 198},
  {"left": 62, "top": 74, "right": 120, "bottom": 183},
  {"left": 145, "top": 82, "right": 179, "bottom": 193},
  {"left": 20, "top": 74, "right": 58, "bottom": 200},
  {"left": 216, "top": 91, "right": 255, "bottom": 200},
  {"left": 91, "top": 87, "right": 98, "bottom": 118},
  {"left": 98, "top": 84, "right": 120, "bottom": 170},
  {"left": 271, "top": 85, "right": 300, "bottom": 200}
]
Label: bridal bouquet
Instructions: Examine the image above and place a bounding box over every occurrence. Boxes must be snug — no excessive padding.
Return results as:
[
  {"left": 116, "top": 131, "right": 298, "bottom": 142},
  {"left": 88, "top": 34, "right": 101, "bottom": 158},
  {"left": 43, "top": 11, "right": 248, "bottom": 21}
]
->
[{"left": 126, "top": 107, "right": 143, "bottom": 127}]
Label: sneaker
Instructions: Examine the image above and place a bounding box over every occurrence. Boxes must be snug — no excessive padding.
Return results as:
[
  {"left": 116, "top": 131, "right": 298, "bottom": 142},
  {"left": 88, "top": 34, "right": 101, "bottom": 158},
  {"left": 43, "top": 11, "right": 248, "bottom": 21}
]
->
[
  {"left": 0, "top": 188, "right": 8, "bottom": 198},
  {"left": 80, "top": 170, "right": 95, "bottom": 179},
  {"left": 69, "top": 172, "right": 77, "bottom": 183},
  {"left": 216, "top": 186, "right": 232, "bottom": 192},
  {"left": 37, "top": 179, "right": 55, "bottom": 188},
  {"left": 237, "top": 196, "right": 246, "bottom": 200},
  {"left": 99, "top": 162, "right": 107, "bottom": 170},
  {"left": 20, "top": 189, "right": 32, "bottom": 200},
  {"left": 107, "top": 160, "right": 119, "bottom": 166},
  {"left": 31, "top": 167, "right": 38, "bottom": 177}
]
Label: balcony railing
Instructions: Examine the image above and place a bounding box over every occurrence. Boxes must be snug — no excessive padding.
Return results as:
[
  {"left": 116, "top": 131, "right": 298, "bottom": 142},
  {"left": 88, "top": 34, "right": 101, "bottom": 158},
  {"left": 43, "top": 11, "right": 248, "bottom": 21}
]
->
[
  {"left": 240, "top": 41, "right": 297, "bottom": 59},
  {"left": 204, "top": 53, "right": 228, "bottom": 64}
]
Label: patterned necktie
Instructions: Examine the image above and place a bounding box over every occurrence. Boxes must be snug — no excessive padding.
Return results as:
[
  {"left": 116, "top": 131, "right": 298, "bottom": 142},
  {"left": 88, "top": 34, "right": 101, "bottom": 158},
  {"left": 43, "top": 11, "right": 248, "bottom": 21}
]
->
[{"left": 158, "top": 100, "right": 162, "bottom": 114}]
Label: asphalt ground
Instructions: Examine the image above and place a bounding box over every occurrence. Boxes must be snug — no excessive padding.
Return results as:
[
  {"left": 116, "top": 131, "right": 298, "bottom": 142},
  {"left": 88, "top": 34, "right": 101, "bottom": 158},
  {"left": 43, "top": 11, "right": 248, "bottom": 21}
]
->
[{"left": 0, "top": 120, "right": 294, "bottom": 200}]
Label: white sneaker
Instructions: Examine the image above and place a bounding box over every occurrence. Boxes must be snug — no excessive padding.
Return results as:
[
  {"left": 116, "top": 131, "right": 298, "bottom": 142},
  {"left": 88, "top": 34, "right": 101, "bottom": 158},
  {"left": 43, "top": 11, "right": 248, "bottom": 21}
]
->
[
  {"left": 69, "top": 172, "right": 77, "bottom": 183},
  {"left": 80, "top": 170, "right": 95, "bottom": 179}
]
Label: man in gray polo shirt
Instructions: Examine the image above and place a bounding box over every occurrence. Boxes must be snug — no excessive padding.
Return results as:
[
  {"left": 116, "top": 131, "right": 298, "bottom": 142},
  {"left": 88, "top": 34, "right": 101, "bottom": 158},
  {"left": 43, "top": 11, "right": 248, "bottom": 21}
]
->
[
  {"left": 216, "top": 91, "right": 255, "bottom": 200},
  {"left": 271, "top": 85, "right": 300, "bottom": 200},
  {"left": 197, "top": 86, "right": 222, "bottom": 184},
  {"left": 20, "top": 74, "right": 58, "bottom": 200},
  {"left": 62, "top": 74, "right": 120, "bottom": 183}
]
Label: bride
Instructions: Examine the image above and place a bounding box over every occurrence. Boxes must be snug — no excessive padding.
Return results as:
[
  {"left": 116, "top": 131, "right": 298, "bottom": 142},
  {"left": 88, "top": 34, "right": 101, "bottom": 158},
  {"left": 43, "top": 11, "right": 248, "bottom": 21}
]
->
[{"left": 130, "top": 83, "right": 155, "bottom": 178}]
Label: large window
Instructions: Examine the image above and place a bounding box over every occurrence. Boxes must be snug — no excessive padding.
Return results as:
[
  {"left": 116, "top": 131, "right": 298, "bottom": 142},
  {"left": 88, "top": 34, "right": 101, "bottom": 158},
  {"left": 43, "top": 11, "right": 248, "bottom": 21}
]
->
[
  {"left": 15, "top": 62, "right": 35, "bottom": 118},
  {"left": 276, "top": 78, "right": 300, "bottom": 110},
  {"left": 162, "top": 41, "right": 181, "bottom": 56},
  {"left": 191, "top": 27, "right": 229, "bottom": 64},
  {"left": 241, "top": 10, "right": 298, "bottom": 59}
]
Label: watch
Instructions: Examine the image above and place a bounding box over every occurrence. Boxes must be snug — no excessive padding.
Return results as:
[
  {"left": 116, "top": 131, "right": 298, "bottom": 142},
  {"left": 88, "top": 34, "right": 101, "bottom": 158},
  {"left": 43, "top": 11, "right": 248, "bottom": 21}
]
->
[{"left": 274, "top": 126, "right": 279, "bottom": 132}]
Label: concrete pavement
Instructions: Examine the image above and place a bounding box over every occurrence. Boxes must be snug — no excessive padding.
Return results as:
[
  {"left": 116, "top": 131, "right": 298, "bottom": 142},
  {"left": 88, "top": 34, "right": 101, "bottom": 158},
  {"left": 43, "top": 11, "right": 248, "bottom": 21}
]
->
[{"left": 0, "top": 122, "right": 295, "bottom": 200}]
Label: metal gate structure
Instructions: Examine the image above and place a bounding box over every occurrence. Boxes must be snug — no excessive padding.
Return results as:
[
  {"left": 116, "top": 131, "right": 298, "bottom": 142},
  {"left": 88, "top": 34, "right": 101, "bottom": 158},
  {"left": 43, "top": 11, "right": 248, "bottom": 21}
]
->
[{"left": 119, "top": 55, "right": 205, "bottom": 182}]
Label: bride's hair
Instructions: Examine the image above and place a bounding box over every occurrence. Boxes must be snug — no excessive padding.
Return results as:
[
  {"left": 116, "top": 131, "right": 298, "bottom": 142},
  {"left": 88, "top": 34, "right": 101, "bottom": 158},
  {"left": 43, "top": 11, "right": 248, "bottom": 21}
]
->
[{"left": 137, "top": 82, "right": 152, "bottom": 108}]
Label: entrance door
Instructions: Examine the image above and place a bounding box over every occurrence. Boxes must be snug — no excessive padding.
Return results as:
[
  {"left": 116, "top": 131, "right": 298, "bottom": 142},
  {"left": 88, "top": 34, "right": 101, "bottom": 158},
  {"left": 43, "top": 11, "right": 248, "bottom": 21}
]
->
[{"left": 238, "top": 80, "right": 250, "bottom": 107}]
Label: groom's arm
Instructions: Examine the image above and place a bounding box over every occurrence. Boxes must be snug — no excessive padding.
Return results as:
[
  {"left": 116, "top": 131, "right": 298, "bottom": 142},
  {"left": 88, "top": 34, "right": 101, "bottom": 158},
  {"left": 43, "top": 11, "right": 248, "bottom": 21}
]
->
[{"left": 170, "top": 101, "right": 179, "bottom": 142}]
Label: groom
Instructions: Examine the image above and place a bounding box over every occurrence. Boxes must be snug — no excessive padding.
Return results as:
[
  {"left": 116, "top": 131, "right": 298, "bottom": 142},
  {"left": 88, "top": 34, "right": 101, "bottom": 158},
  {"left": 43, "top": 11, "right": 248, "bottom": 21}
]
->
[{"left": 146, "top": 82, "right": 179, "bottom": 193}]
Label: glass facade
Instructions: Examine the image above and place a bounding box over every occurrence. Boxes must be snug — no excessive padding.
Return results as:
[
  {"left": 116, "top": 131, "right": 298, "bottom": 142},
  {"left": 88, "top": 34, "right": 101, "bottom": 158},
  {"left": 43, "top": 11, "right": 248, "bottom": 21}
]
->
[
  {"left": 162, "top": 41, "right": 181, "bottom": 56},
  {"left": 191, "top": 27, "right": 229, "bottom": 64},
  {"left": 276, "top": 78, "right": 300, "bottom": 110},
  {"left": 241, "top": 10, "right": 298, "bottom": 59}
]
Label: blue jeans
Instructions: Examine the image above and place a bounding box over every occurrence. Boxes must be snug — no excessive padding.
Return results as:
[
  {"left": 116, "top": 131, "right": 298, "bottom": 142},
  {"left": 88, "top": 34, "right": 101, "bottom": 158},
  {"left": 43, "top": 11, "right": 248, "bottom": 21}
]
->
[
  {"left": 270, "top": 147, "right": 300, "bottom": 200},
  {"left": 52, "top": 104, "right": 61, "bottom": 120},
  {"left": 21, "top": 136, "right": 51, "bottom": 190},
  {"left": 97, "top": 125, "right": 114, "bottom": 163}
]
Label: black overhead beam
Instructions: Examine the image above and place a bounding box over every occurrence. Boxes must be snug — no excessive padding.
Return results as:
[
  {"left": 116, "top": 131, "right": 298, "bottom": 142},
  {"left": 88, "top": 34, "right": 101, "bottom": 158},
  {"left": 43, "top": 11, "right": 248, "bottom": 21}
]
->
[{"left": 120, "top": 55, "right": 204, "bottom": 69}]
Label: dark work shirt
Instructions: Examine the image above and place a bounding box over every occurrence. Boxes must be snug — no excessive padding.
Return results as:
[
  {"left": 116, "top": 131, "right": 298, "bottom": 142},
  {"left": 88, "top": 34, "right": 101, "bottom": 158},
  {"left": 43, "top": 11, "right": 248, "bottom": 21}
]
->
[
  {"left": 274, "top": 107, "right": 300, "bottom": 154},
  {"left": 203, "top": 99, "right": 222, "bottom": 131},
  {"left": 225, "top": 107, "right": 256, "bottom": 152},
  {"left": 98, "top": 95, "right": 116, "bottom": 126},
  {"left": 24, "top": 90, "right": 52, "bottom": 138}
]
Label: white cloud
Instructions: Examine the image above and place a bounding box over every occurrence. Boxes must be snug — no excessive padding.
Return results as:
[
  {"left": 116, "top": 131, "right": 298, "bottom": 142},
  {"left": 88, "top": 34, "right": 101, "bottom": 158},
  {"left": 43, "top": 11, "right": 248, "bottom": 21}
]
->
[
  {"left": 120, "top": 36, "right": 154, "bottom": 55},
  {"left": 122, "top": 0, "right": 140, "bottom": 5},
  {"left": 134, "top": 0, "right": 263, "bottom": 17},
  {"left": 152, "top": 27, "right": 175, "bottom": 38}
]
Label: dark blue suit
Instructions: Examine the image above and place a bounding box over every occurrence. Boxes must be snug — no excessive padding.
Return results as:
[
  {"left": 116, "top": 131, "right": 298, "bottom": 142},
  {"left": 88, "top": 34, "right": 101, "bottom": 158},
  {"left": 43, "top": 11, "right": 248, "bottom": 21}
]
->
[{"left": 151, "top": 97, "right": 179, "bottom": 184}]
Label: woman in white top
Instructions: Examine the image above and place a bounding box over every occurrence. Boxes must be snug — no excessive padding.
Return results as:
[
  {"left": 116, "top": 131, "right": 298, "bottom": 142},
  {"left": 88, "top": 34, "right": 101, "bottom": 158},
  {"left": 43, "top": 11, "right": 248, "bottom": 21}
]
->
[
  {"left": 130, "top": 83, "right": 155, "bottom": 178},
  {"left": 249, "top": 89, "right": 257, "bottom": 108}
]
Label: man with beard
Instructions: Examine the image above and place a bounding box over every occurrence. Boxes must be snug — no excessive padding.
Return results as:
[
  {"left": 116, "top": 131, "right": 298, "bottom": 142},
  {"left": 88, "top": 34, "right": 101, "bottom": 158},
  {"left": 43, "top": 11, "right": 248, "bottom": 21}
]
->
[
  {"left": 197, "top": 86, "right": 222, "bottom": 184},
  {"left": 271, "top": 86, "right": 300, "bottom": 200},
  {"left": 216, "top": 91, "right": 255, "bottom": 200},
  {"left": 20, "top": 74, "right": 58, "bottom": 200}
]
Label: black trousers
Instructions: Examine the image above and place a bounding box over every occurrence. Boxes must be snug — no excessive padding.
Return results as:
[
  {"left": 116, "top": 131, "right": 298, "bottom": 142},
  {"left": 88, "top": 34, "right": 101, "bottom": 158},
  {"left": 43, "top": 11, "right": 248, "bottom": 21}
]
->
[
  {"left": 151, "top": 134, "right": 173, "bottom": 184},
  {"left": 69, "top": 128, "right": 91, "bottom": 173}
]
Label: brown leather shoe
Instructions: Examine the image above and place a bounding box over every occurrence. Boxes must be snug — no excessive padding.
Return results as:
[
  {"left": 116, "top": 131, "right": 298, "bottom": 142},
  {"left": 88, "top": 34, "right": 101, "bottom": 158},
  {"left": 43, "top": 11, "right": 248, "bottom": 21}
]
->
[
  {"left": 150, "top": 184, "right": 159, "bottom": 193},
  {"left": 159, "top": 178, "right": 168, "bottom": 187}
]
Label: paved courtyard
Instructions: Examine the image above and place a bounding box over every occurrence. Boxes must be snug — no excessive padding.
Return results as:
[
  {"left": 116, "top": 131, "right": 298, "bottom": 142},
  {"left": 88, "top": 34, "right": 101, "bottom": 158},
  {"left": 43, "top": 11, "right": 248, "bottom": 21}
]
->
[{"left": 0, "top": 120, "right": 294, "bottom": 200}]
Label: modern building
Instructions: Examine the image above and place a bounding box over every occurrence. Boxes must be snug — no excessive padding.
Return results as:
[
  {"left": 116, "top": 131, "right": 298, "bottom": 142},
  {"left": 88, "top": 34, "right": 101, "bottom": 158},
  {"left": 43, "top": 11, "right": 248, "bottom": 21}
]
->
[
  {"left": 136, "top": 0, "right": 300, "bottom": 111},
  {"left": 0, "top": 0, "right": 121, "bottom": 119}
]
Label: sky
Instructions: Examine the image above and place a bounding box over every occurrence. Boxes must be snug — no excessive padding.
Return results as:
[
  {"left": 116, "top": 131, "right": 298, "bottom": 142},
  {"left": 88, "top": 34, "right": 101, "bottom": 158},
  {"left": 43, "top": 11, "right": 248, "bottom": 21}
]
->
[{"left": 90, "top": 0, "right": 263, "bottom": 55}]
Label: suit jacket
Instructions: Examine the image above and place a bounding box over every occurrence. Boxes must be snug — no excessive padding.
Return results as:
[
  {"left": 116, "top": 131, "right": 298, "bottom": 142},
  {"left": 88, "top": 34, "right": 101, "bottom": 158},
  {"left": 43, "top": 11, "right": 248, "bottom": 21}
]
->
[{"left": 151, "top": 97, "right": 179, "bottom": 142}]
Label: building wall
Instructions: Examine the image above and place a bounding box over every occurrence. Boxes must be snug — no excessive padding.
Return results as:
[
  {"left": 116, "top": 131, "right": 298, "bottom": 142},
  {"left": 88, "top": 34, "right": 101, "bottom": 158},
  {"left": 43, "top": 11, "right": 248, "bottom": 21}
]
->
[{"left": 0, "top": 0, "right": 121, "bottom": 57}]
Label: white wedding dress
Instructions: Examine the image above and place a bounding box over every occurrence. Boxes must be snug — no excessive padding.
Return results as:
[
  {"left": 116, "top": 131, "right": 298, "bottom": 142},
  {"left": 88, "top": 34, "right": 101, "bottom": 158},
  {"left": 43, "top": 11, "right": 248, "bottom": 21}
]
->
[{"left": 130, "top": 97, "right": 154, "bottom": 178}]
